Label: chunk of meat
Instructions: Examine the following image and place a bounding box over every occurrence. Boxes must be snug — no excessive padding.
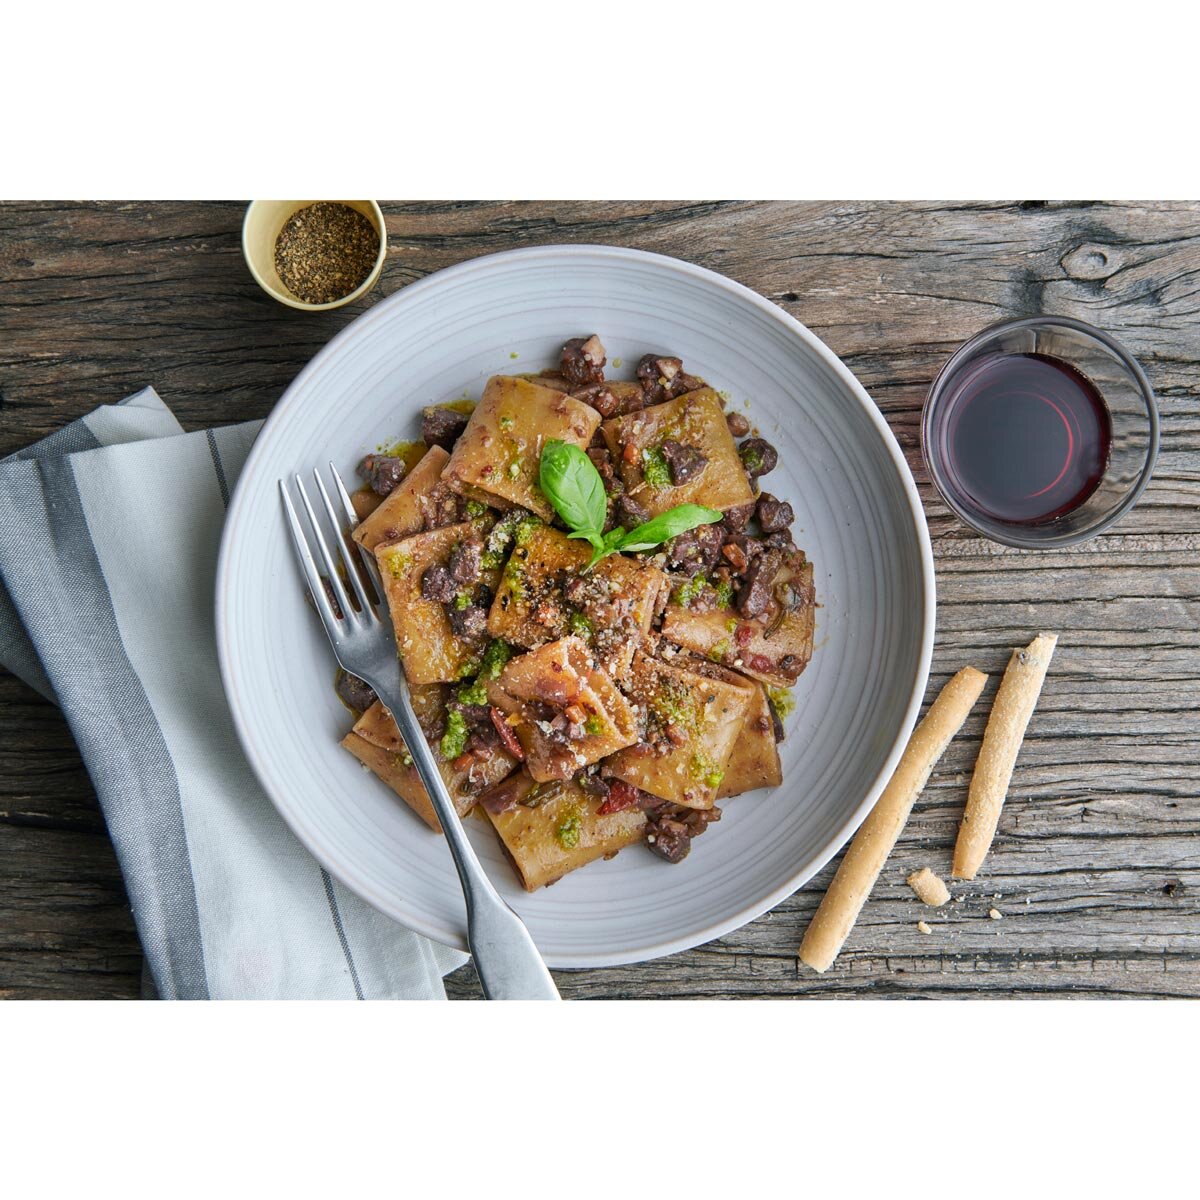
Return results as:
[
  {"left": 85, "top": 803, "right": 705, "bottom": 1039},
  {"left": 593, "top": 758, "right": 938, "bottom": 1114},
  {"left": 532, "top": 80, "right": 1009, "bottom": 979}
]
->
[
  {"left": 447, "top": 535, "right": 483, "bottom": 585},
  {"left": 613, "top": 493, "right": 652, "bottom": 530},
  {"left": 720, "top": 502, "right": 756, "bottom": 534},
  {"left": 738, "top": 437, "right": 778, "bottom": 479},
  {"left": 587, "top": 447, "right": 619, "bottom": 492},
  {"left": 358, "top": 453, "right": 407, "bottom": 496},
  {"left": 764, "top": 531, "right": 798, "bottom": 555},
  {"left": 335, "top": 669, "right": 377, "bottom": 714},
  {"left": 560, "top": 335, "right": 607, "bottom": 386},
  {"left": 725, "top": 411, "right": 751, "bottom": 437},
  {"left": 447, "top": 601, "right": 489, "bottom": 641},
  {"left": 646, "top": 817, "right": 691, "bottom": 862},
  {"left": 721, "top": 534, "right": 763, "bottom": 576},
  {"left": 421, "top": 406, "right": 470, "bottom": 450},
  {"left": 755, "top": 492, "right": 794, "bottom": 534},
  {"left": 664, "top": 522, "right": 723, "bottom": 575},
  {"left": 420, "top": 563, "right": 457, "bottom": 603},
  {"left": 478, "top": 772, "right": 529, "bottom": 815},
  {"left": 576, "top": 771, "right": 611, "bottom": 799},
  {"left": 636, "top": 353, "right": 682, "bottom": 389},
  {"left": 575, "top": 385, "right": 619, "bottom": 418},
  {"left": 644, "top": 802, "right": 722, "bottom": 863},
  {"left": 660, "top": 439, "right": 708, "bottom": 486},
  {"left": 736, "top": 548, "right": 783, "bottom": 618},
  {"left": 633, "top": 353, "right": 706, "bottom": 403},
  {"left": 576, "top": 380, "right": 646, "bottom": 419}
]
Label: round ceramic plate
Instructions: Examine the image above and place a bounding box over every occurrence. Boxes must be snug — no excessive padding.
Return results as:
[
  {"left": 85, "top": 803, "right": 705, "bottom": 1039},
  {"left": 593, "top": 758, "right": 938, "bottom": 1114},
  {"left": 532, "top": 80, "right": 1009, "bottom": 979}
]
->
[{"left": 216, "top": 245, "right": 935, "bottom": 968}]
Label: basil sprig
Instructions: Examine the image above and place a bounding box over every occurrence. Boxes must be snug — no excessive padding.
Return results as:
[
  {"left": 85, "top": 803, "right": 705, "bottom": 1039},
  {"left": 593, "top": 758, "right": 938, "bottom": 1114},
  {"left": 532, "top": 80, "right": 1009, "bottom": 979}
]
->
[{"left": 538, "top": 440, "right": 721, "bottom": 569}]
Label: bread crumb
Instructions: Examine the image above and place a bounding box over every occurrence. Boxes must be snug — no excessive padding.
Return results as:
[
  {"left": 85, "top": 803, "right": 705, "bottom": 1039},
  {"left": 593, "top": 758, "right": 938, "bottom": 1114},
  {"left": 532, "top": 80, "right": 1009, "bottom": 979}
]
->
[
  {"left": 989, "top": 907, "right": 1003, "bottom": 920},
  {"left": 907, "top": 866, "right": 951, "bottom": 907},
  {"left": 917, "top": 920, "right": 932, "bottom": 934}
]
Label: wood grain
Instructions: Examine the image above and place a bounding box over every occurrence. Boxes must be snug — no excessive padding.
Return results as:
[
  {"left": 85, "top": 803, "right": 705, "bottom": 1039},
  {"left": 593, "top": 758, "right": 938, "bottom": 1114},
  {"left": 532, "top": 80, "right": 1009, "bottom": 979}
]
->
[{"left": 1, "top": 201, "right": 1197, "bottom": 1000}]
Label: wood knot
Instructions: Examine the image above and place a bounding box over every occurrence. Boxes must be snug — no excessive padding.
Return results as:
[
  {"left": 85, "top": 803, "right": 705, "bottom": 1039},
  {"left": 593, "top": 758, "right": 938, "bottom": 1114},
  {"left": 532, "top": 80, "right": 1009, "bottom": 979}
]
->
[{"left": 1061, "top": 242, "right": 1118, "bottom": 281}]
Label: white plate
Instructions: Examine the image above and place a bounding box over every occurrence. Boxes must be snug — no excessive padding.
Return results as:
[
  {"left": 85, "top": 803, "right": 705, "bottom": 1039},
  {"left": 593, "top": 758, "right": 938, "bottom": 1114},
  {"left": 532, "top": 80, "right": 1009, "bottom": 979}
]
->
[{"left": 216, "top": 245, "right": 935, "bottom": 968}]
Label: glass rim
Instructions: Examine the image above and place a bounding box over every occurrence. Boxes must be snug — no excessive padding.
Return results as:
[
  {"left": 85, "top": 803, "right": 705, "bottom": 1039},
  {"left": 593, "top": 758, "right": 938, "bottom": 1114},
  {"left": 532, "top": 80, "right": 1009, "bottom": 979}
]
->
[{"left": 921, "top": 315, "right": 1160, "bottom": 549}]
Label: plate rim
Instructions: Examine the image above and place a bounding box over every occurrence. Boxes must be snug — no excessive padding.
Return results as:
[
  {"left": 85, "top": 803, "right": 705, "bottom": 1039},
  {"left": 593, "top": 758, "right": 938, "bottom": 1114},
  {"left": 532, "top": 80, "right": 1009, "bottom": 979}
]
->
[{"left": 215, "top": 243, "right": 937, "bottom": 969}]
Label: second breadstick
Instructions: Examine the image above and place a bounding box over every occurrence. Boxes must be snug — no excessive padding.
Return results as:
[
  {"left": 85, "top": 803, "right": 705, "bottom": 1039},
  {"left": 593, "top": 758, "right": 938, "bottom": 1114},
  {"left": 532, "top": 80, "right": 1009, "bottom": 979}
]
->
[
  {"left": 799, "top": 666, "right": 988, "bottom": 973},
  {"left": 953, "top": 633, "right": 1057, "bottom": 880}
]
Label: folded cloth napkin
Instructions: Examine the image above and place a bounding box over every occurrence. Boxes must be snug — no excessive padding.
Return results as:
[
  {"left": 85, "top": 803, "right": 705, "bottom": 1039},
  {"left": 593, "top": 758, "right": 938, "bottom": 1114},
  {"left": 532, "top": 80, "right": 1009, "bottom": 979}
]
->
[{"left": 0, "top": 389, "right": 467, "bottom": 999}]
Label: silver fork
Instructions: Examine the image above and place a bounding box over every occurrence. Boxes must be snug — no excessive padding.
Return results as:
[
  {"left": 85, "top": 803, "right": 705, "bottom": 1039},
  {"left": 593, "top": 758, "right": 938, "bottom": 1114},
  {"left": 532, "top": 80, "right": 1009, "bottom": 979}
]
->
[{"left": 280, "top": 465, "right": 560, "bottom": 1001}]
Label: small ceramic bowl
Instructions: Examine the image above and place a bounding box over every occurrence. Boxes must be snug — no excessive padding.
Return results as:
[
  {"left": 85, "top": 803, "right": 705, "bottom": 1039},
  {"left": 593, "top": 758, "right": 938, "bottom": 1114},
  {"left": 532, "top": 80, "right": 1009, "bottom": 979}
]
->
[{"left": 242, "top": 200, "right": 387, "bottom": 312}]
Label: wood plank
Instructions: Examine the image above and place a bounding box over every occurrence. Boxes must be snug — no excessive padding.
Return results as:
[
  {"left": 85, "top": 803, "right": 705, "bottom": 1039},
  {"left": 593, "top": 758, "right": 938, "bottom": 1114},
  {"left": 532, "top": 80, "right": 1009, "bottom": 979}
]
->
[{"left": 1, "top": 200, "right": 1197, "bottom": 1000}]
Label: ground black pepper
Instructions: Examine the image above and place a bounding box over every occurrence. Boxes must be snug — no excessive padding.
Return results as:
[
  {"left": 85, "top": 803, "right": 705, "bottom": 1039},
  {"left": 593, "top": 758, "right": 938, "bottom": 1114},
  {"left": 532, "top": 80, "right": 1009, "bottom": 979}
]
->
[{"left": 273, "top": 202, "right": 380, "bottom": 305}]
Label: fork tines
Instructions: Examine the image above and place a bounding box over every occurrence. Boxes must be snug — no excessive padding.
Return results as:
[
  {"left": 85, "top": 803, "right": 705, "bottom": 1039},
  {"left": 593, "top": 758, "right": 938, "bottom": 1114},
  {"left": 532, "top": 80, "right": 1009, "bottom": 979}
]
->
[{"left": 279, "top": 465, "right": 380, "bottom": 638}]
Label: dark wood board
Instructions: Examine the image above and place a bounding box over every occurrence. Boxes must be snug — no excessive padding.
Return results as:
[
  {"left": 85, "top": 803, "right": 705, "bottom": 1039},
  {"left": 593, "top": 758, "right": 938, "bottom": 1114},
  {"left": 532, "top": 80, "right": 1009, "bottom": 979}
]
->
[{"left": 1, "top": 201, "right": 1196, "bottom": 999}]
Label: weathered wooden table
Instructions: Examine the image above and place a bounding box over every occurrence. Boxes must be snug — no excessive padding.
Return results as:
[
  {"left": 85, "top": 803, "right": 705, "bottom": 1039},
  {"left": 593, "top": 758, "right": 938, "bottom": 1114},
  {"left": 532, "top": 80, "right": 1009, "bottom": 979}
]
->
[{"left": 2, "top": 201, "right": 1196, "bottom": 1000}]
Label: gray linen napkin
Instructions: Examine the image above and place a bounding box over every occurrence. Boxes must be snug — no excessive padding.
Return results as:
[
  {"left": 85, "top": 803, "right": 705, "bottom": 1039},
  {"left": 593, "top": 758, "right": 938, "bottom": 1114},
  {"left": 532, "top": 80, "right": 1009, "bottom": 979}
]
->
[{"left": 0, "top": 389, "right": 466, "bottom": 999}]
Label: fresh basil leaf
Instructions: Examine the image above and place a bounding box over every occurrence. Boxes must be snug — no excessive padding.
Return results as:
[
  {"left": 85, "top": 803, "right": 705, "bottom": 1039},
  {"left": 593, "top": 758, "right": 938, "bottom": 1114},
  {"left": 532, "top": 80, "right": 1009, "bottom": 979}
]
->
[
  {"left": 567, "top": 529, "right": 606, "bottom": 551},
  {"left": 616, "top": 504, "right": 723, "bottom": 553},
  {"left": 538, "top": 441, "right": 607, "bottom": 536},
  {"left": 584, "top": 527, "right": 629, "bottom": 571}
]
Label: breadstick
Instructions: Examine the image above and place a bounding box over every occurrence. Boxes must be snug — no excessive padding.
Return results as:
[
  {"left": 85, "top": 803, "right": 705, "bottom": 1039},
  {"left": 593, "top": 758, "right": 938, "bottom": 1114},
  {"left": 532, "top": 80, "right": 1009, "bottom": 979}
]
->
[
  {"left": 952, "top": 633, "right": 1057, "bottom": 881},
  {"left": 799, "top": 667, "right": 987, "bottom": 973}
]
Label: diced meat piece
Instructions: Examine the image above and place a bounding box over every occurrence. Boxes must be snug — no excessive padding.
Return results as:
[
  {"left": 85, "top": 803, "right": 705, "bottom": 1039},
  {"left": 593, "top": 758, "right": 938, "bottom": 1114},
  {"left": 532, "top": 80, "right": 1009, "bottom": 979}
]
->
[
  {"left": 560, "top": 335, "right": 607, "bottom": 386},
  {"left": 447, "top": 602, "right": 488, "bottom": 641},
  {"left": 645, "top": 815, "right": 691, "bottom": 863},
  {"left": 587, "top": 447, "right": 619, "bottom": 493},
  {"left": 422, "top": 483, "right": 464, "bottom": 530},
  {"left": 738, "top": 437, "right": 778, "bottom": 479},
  {"left": 577, "top": 380, "right": 645, "bottom": 418},
  {"left": 420, "top": 563, "right": 457, "bottom": 603},
  {"left": 447, "top": 534, "right": 483, "bottom": 585},
  {"left": 660, "top": 439, "right": 708, "bottom": 486},
  {"left": 637, "top": 353, "right": 682, "bottom": 389},
  {"left": 358, "top": 453, "right": 407, "bottom": 496},
  {"left": 736, "top": 548, "right": 783, "bottom": 618},
  {"left": 635, "top": 353, "right": 705, "bottom": 403},
  {"left": 756, "top": 492, "right": 794, "bottom": 533},
  {"left": 335, "top": 669, "right": 377, "bottom": 714},
  {"left": 721, "top": 502, "right": 756, "bottom": 534},
  {"left": 722, "top": 534, "right": 763, "bottom": 576},
  {"left": 614, "top": 493, "right": 651, "bottom": 530},
  {"left": 664, "top": 522, "right": 723, "bottom": 576},
  {"left": 763, "top": 535, "right": 801, "bottom": 561},
  {"left": 479, "top": 772, "right": 529, "bottom": 815},
  {"left": 725, "top": 411, "right": 751, "bottom": 437},
  {"left": 421, "top": 406, "right": 471, "bottom": 451},
  {"left": 575, "top": 385, "right": 619, "bottom": 418},
  {"left": 576, "top": 771, "right": 611, "bottom": 799}
]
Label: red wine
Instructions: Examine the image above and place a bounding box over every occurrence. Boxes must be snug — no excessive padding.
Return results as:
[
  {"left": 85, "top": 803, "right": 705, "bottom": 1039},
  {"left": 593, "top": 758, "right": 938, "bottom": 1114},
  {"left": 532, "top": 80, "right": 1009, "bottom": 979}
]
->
[{"left": 934, "top": 352, "right": 1112, "bottom": 524}]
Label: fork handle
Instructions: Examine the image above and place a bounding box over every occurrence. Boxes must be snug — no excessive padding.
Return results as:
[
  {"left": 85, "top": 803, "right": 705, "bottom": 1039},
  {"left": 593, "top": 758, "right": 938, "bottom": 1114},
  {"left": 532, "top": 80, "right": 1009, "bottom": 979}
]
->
[{"left": 374, "top": 674, "right": 561, "bottom": 1001}]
